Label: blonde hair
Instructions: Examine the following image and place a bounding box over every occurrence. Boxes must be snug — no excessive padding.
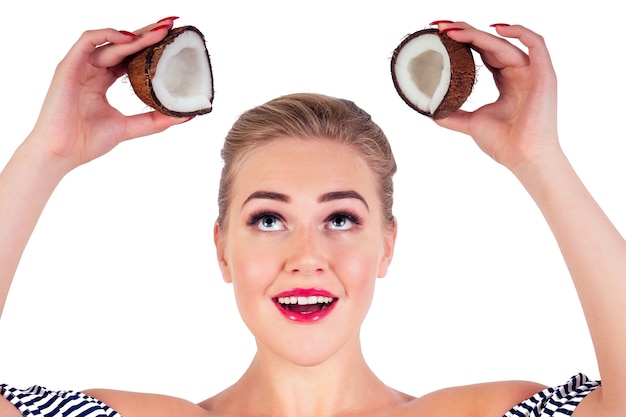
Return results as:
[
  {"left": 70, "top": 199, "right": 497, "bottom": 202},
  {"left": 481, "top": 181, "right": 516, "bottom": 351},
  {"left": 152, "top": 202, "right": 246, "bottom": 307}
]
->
[{"left": 217, "top": 93, "right": 397, "bottom": 229}]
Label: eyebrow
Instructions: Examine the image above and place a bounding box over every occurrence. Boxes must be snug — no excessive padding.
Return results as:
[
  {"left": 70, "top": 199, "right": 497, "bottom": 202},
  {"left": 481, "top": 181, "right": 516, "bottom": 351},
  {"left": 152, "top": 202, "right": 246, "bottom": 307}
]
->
[
  {"left": 242, "top": 191, "right": 290, "bottom": 207},
  {"left": 242, "top": 190, "right": 369, "bottom": 211},
  {"left": 319, "top": 190, "right": 369, "bottom": 211}
]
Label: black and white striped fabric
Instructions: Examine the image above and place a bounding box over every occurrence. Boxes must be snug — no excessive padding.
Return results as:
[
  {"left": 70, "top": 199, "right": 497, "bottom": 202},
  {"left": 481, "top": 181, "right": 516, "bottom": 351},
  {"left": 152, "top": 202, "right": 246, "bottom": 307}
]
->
[
  {"left": 0, "top": 384, "right": 120, "bottom": 417},
  {"left": 503, "top": 373, "right": 600, "bottom": 417},
  {"left": 2, "top": 374, "right": 600, "bottom": 417}
]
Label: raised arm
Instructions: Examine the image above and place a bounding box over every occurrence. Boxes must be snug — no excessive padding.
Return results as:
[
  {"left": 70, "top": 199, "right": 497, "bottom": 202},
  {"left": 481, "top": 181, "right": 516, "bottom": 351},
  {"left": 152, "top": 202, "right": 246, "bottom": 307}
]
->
[
  {"left": 433, "top": 22, "right": 626, "bottom": 417},
  {"left": 0, "top": 17, "right": 187, "bottom": 317}
]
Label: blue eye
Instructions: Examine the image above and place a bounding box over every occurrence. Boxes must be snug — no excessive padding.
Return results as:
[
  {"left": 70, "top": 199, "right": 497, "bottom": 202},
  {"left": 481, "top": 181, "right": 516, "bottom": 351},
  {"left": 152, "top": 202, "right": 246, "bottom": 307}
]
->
[
  {"left": 249, "top": 213, "right": 285, "bottom": 231},
  {"left": 326, "top": 212, "right": 361, "bottom": 230}
]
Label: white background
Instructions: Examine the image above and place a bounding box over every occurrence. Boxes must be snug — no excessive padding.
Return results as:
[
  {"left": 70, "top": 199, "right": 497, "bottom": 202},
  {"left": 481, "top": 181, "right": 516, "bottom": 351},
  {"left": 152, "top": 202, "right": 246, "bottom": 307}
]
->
[{"left": 1, "top": 0, "right": 623, "bottom": 403}]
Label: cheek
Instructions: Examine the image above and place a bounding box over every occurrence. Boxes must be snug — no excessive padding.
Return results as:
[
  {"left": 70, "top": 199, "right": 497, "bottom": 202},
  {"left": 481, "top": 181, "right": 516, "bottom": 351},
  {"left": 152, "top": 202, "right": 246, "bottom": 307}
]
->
[
  {"left": 229, "top": 265, "right": 272, "bottom": 332},
  {"left": 227, "top": 243, "right": 281, "bottom": 308},
  {"left": 330, "top": 243, "right": 379, "bottom": 296}
]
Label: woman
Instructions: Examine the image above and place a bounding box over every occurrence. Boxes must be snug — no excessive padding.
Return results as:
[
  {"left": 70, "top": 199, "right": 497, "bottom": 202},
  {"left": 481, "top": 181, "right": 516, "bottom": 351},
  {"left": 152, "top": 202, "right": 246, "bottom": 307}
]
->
[{"left": 0, "top": 17, "right": 623, "bottom": 417}]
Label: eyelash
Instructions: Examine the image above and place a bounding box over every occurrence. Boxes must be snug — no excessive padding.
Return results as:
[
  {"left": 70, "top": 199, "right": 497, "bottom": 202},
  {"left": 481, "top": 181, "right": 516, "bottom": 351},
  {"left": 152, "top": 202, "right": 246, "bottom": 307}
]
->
[
  {"left": 325, "top": 211, "right": 363, "bottom": 228},
  {"left": 246, "top": 210, "right": 363, "bottom": 229},
  {"left": 246, "top": 211, "right": 284, "bottom": 228}
]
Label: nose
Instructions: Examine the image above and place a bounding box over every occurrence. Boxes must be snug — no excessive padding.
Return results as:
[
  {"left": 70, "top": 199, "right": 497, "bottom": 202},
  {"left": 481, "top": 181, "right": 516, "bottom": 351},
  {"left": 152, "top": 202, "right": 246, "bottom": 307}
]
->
[{"left": 284, "top": 226, "right": 327, "bottom": 276}]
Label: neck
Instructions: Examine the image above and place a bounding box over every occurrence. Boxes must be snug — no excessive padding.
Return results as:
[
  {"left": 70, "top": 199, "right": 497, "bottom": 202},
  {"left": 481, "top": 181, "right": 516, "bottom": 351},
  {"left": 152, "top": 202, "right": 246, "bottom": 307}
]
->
[{"left": 209, "top": 336, "right": 405, "bottom": 417}]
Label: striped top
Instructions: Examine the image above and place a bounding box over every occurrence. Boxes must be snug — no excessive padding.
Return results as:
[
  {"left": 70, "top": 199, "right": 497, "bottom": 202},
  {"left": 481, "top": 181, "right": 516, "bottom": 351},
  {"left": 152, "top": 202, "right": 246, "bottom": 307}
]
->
[
  {"left": 0, "top": 385, "right": 119, "bottom": 417},
  {"left": 503, "top": 373, "right": 600, "bottom": 417},
  {"left": 2, "top": 374, "right": 600, "bottom": 417}
]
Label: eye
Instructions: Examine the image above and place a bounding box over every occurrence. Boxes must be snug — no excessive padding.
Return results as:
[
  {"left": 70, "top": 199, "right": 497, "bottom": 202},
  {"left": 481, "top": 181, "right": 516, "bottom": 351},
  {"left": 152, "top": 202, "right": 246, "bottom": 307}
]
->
[
  {"left": 248, "top": 212, "right": 285, "bottom": 231},
  {"left": 326, "top": 212, "right": 361, "bottom": 231}
]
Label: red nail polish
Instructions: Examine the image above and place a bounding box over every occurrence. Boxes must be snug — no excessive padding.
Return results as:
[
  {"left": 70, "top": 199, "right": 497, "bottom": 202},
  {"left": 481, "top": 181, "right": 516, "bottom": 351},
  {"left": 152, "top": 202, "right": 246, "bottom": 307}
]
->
[
  {"left": 182, "top": 116, "right": 196, "bottom": 124},
  {"left": 119, "top": 30, "right": 139, "bottom": 39},
  {"left": 430, "top": 20, "right": 455, "bottom": 26},
  {"left": 440, "top": 27, "right": 464, "bottom": 34},
  {"left": 490, "top": 23, "right": 510, "bottom": 27},
  {"left": 150, "top": 24, "right": 171, "bottom": 32},
  {"left": 157, "top": 16, "right": 180, "bottom": 23}
]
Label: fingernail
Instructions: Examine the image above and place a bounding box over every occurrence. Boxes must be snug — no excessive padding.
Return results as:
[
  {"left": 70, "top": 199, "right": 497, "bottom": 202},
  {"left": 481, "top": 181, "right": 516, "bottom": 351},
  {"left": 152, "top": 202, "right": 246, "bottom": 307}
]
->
[
  {"left": 157, "top": 16, "right": 180, "bottom": 23},
  {"left": 440, "top": 27, "right": 464, "bottom": 34},
  {"left": 182, "top": 116, "right": 196, "bottom": 124},
  {"left": 490, "top": 23, "right": 510, "bottom": 27},
  {"left": 430, "top": 20, "right": 454, "bottom": 26},
  {"left": 119, "top": 30, "right": 139, "bottom": 39},
  {"left": 150, "top": 24, "right": 171, "bottom": 32}
]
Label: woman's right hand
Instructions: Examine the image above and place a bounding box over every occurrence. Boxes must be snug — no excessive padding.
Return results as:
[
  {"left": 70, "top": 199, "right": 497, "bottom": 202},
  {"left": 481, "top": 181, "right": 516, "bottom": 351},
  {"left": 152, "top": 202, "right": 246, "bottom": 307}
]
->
[
  {"left": 0, "top": 18, "right": 188, "bottom": 317},
  {"left": 27, "top": 17, "right": 187, "bottom": 172}
]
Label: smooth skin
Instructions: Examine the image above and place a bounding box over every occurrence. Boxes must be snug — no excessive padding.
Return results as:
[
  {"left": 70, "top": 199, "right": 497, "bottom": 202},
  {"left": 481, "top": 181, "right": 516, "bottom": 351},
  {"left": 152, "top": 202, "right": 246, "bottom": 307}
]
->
[
  {"left": 0, "top": 18, "right": 186, "bottom": 317},
  {"left": 1, "top": 19, "right": 624, "bottom": 417}
]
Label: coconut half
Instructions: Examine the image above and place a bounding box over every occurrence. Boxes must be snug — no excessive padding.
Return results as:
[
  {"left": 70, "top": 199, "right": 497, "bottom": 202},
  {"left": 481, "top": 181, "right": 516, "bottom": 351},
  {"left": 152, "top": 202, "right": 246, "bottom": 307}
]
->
[
  {"left": 391, "top": 28, "right": 475, "bottom": 119},
  {"left": 127, "top": 26, "right": 214, "bottom": 117}
]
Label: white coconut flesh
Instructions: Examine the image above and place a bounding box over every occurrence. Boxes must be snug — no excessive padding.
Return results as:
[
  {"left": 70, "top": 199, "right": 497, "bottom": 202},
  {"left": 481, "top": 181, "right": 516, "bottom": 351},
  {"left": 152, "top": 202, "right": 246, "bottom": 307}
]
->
[
  {"left": 151, "top": 31, "right": 213, "bottom": 113},
  {"left": 393, "top": 33, "right": 451, "bottom": 115}
]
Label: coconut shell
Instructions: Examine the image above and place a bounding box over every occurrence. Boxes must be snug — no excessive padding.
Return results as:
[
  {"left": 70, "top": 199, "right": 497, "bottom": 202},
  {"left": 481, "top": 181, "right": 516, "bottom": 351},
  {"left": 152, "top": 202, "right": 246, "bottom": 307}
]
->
[
  {"left": 127, "top": 26, "right": 214, "bottom": 117},
  {"left": 391, "top": 28, "right": 475, "bottom": 119}
]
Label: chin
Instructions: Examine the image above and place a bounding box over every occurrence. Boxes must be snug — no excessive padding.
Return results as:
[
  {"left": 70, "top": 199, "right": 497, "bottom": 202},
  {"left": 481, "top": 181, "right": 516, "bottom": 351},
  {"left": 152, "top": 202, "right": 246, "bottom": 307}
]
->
[
  {"left": 257, "top": 327, "right": 363, "bottom": 368},
  {"left": 276, "top": 350, "right": 342, "bottom": 368}
]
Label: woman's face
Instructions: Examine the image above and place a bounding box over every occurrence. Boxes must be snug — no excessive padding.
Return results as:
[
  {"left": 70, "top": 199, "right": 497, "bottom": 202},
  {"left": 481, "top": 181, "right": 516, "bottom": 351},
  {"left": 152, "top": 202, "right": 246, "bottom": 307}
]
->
[{"left": 214, "top": 136, "right": 396, "bottom": 366}]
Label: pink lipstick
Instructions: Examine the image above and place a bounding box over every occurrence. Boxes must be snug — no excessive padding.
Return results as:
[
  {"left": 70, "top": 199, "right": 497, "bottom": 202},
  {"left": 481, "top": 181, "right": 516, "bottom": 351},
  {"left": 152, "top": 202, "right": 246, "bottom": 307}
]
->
[{"left": 272, "top": 288, "right": 338, "bottom": 323}]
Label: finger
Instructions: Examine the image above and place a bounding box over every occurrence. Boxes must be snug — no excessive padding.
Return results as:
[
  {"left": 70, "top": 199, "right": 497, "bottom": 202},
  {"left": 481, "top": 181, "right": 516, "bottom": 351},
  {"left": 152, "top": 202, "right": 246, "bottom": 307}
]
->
[
  {"left": 435, "top": 21, "right": 530, "bottom": 70},
  {"left": 433, "top": 109, "right": 473, "bottom": 136},
  {"left": 126, "top": 19, "right": 174, "bottom": 37},
  {"left": 87, "top": 21, "right": 175, "bottom": 69},
  {"left": 58, "top": 28, "right": 140, "bottom": 74},
  {"left": 122, "top": 111, "right": 193, "bottom": 142},
  {"left": 491, "top": 24, "right": 556, "bottom": 78}
]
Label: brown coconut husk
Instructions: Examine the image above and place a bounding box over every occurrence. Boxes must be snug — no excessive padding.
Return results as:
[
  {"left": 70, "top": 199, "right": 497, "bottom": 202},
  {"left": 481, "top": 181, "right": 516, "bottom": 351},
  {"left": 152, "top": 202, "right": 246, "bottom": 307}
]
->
[
  {"left": 391, "top": 28, "right": 475, "bottom": 119},
  {"left": 127, "top": 26, "right": 214, "bottom": 117}
]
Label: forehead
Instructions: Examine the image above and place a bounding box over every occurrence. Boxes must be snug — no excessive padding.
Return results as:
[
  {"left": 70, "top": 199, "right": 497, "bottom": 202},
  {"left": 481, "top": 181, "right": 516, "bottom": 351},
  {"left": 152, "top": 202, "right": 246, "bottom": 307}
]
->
[{"left": 232, "top": 137, "right": 378, "bottom": 201}]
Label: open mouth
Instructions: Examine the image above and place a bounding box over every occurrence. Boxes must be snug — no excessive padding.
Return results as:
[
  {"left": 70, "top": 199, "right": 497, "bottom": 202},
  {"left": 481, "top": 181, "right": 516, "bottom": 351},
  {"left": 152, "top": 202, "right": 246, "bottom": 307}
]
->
[{"left": 274, "top": 295, "right": 336, "bottom": 315}]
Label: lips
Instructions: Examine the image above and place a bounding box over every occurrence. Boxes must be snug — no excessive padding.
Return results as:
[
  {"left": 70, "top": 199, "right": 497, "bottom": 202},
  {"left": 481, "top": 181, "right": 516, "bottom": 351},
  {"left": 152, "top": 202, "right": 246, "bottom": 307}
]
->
[{"left": 272, "top": 288, "right": 338, "bottom": 322}]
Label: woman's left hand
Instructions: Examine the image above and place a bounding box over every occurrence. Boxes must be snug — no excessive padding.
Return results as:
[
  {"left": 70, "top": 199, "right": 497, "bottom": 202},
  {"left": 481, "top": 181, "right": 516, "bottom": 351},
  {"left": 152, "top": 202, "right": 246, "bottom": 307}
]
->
[
  {"left": 432, "top": 22, "right": 560, "bottom": 172},
  {"left": 434, "top": 22, "right": 626, "bottom": 417}
]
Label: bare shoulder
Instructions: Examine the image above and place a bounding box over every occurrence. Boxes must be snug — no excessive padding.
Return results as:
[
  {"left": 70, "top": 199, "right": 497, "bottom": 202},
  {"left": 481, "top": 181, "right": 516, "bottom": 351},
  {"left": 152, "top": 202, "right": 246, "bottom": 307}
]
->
[
  {"left": 84, "top": 388, "right": 211, "bottom": 417},
  {"left": 0, "top": 395, "right": 23, "bottom": 417},
  {"left": 408, "top": 380, "right": 547, "bottom": 417}
]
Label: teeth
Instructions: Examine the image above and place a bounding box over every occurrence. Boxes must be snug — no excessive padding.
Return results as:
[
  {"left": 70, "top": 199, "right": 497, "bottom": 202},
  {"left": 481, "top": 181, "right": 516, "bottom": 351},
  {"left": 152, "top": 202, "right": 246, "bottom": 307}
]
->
[{"left": 277, "top": 296, "right": 334, "bottom": 305}]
